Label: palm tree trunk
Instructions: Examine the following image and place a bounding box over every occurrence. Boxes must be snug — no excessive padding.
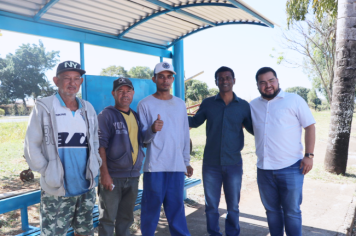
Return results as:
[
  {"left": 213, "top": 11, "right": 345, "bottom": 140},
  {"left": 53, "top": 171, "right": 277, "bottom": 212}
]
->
[{"left": 324, "top": 0, "right": 356, "bottom": 174}]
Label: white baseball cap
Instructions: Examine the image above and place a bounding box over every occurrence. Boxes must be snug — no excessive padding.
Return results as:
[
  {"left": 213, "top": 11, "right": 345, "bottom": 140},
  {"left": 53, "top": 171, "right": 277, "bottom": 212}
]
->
[{"left": 154, "top": 62, "right": 176, "bottom": 75}]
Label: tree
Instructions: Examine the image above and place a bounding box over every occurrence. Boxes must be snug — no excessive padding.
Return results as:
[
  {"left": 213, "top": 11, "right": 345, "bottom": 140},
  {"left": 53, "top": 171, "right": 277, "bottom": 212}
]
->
[
  {"left": 185, "top": 79, "right": 210, "bottom": 102},
  {"left": 0, "top": 40, "right": 59, "bottom": 107},
  {"left": 285, "top": 86, "right": 310, "bottom": 102},
  {"left": 209, "top": 88, "right": 219, "bottom": 96},
  {"left": 324, "top": 0, "right": 356, "bottom": 174},
  {"left": 286, "top": 0, "right": 337, "bottom": 27},
  {"left": 128, "top": 66, "right": 153, "bottom": 79},
  {"left": 100, "top": 65, "right": 129, "bottom": 77},
  {"left": 35, "top": 80, "right": 57, "bottom": 99},
  {"left": 286, "top": 0, "right": 356, "bottom": 174},
  {"left": 273, "top": 15, "right": 335, "bottom": 103},
  {"left": 307, "top": 89, "right": 321, "bottom": 110},
  {"left": 100, "top": 65, "right": 153, "bottom": 79}
]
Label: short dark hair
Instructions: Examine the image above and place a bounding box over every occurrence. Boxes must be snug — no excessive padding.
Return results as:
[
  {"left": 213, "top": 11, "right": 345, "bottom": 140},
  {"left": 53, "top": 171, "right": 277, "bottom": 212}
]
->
[
  {"left": 215, "top": 66, "right": 235, "bottom": 80},
  {"left": 255, "top": 67, "right": 277, "bottom": 82}
]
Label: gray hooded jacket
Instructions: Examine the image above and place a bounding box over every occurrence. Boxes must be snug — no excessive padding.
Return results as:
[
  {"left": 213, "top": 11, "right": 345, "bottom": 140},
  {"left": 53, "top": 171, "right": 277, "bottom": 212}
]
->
[{"left": 24, "top": 95, "right": 102, "bottom": 196}]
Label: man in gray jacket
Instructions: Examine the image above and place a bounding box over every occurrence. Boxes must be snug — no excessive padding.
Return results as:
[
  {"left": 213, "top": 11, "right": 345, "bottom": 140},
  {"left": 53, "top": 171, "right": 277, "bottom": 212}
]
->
[
  {"left": 97, "top": 78, "right": 145, "bottom": 236},
  {"left": 24, "top": 61, "right": 102, "bottom": 236}
]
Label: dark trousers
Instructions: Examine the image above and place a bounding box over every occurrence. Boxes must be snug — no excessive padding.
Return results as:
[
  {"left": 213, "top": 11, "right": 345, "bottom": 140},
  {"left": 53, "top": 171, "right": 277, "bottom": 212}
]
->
[
  {"left": 203, "top": 164, "right": 243, "bottom": 236},
  {"left": 98, "top": 177, "right": 139, "bottom": 236},
  {"left": 257, "top": 160, "right": 304, "bottom": 236},
  {"left": 140, "top": 172, "right": 190, "bottom": 236}
]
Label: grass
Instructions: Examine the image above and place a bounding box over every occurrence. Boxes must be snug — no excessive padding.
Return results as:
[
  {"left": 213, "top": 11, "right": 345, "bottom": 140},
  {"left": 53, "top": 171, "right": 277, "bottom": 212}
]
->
[
  {"left": 2, "top": 110, "right": 356, "bottom": 234},
  {"left": 190, "top": 111, "right": 356, "bottom": 184},
  {"left": 0, "top": 121, "right": 41, "bottom": 235},
  {"left": 0, "top": 122, "right": 40, "bottom": 192}
]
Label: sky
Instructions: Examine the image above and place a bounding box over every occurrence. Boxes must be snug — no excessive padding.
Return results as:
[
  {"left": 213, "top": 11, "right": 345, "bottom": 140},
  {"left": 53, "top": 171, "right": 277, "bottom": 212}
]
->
[{"left": 0, "top": 0, "right": 311, "bottom": 101}]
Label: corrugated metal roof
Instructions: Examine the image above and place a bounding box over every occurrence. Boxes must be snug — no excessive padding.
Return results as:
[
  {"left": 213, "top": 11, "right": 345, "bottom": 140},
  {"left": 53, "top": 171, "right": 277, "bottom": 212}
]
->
[{"left": 0, "top": 0, "right": 275, "bottom": 48}]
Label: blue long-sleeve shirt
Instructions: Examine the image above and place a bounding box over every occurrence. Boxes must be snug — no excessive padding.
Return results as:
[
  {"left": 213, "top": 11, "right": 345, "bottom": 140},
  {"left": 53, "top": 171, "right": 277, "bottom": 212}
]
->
[{"left": 188, "top": 93, "right": 253, "bottom": 165}]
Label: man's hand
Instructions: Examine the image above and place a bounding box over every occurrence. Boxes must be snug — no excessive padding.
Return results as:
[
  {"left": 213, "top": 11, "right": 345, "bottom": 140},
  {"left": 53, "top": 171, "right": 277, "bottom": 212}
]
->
[
  {"left": 185, "top": 165, "right": 193, "bottom": 178},
  {"left": 100, "top": 172, "right": 114, "bottom": 191},
  {"left": 300, "top": 157, "right": 313, "bottom": 175},
  {"left": 151, "top": 114, "right": 164, "bottom": 133}
]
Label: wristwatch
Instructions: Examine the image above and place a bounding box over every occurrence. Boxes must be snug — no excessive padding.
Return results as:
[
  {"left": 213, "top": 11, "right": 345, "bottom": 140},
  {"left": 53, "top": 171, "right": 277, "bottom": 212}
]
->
[{"left": 304, "top": 153, "right": 314, "bottom": 158}]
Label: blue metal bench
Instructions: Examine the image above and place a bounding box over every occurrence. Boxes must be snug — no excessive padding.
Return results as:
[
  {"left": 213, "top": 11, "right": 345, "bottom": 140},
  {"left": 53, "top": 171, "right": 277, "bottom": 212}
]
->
[{"left": 0, "top": 178, "right": 201, "bottom": 236}]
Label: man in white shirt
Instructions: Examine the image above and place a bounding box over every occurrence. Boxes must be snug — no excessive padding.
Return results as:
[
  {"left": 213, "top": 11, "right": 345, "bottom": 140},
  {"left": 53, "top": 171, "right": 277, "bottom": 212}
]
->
[
  {"left": 137, "top": 62, "right": 193, "bottom": 236},
  {"left": 249, "top": 67, "right": 315, "bottom": 236}
]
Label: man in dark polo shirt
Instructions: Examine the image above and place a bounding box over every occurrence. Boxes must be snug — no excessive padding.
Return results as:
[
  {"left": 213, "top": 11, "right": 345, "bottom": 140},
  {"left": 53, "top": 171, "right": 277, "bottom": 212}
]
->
[{"left": 189, "top": 66, "right": 253, "bottom": 236}]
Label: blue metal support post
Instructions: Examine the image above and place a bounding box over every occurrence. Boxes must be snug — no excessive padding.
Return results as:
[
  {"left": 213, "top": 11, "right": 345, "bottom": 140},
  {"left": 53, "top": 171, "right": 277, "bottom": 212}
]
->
[
  {"left": 20, "top": 206, "right": 29, "bottom": 231},
  {"left": 80, "top": 42, "right": 87, "bottom": 100},
  {"left": 172, "top": 40, "right": 184, "bottom": 100},
  {"left": 172, "top": 40, "right": 188, "bottom": 200}
]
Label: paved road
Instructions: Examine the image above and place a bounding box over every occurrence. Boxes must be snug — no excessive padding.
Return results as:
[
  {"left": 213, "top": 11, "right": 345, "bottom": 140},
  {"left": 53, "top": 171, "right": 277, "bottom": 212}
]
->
[{"left": 0, "top": 116, "right": 29, "bottom": 123}]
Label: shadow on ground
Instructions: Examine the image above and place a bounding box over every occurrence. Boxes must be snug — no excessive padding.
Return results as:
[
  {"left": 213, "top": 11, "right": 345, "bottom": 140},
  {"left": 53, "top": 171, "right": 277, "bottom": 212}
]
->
[{"left": 134, "top": 200, "right": 344, "bottom": 236}]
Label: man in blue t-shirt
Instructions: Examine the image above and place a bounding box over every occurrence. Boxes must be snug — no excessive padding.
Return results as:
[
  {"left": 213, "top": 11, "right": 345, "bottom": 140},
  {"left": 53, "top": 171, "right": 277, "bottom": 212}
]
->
[{"left": 24, "top": 61, "right": 102, "bottom": 236}]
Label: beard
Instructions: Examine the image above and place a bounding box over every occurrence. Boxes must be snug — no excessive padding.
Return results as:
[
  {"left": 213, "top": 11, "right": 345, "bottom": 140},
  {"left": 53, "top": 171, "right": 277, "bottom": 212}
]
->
[{"left": 259, "top": 86, "right": 280, "bottom": 100}]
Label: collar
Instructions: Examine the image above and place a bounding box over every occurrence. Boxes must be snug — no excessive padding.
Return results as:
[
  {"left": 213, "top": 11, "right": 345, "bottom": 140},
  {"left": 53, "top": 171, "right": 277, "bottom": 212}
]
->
[
  {"left": 55, "top": 93, "right": 82, "bottom": 108},
  {"left": 215, "top": 92, "right": 240, "bottom": 102},
  {"left": 258, "top": 89, "right": 285, "bottom": 101}
]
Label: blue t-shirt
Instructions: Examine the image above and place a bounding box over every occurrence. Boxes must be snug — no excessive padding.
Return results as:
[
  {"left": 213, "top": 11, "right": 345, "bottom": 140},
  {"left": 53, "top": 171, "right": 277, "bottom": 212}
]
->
[{"left": 54, "top": 93, "right": 90, "bottom": 196}]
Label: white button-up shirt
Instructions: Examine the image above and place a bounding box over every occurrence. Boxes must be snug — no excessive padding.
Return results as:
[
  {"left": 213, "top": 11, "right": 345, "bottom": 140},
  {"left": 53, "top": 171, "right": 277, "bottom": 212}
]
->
[{"left": 250, "top": 90, "right": 316, "bottom": 170}]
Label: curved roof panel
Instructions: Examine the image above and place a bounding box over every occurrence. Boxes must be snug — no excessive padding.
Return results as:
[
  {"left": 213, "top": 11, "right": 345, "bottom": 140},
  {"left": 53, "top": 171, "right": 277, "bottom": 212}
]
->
[{"left": 0, "top": 0, "right": 275, "bottom": 48}]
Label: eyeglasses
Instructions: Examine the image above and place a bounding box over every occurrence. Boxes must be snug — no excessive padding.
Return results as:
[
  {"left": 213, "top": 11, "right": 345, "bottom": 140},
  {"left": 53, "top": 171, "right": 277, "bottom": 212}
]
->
[{"left": 60, "top": 76, "right": 82, "bottom": 84}]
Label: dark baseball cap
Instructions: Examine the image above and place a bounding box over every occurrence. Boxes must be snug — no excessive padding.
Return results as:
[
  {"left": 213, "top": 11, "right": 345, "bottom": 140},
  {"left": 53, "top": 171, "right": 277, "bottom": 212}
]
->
[
  {"left": 113, "top": 77, "right": 134, "bottom": 91},
  {"left": 56, "top": 61, "right": 86, "bottom": 76}
]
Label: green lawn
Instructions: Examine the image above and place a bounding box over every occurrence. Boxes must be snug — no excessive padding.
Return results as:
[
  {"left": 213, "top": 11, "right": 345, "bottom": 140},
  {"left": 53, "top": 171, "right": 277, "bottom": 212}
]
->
[
  {"left": 0, "top": 121, "right": 40, "bottom": 193},
  {"left": 1, "top": 111, "right": 356, "bottom": 189},
  {"left": 190, "top": 111, "right": 356, "bottom": 183},
  {"left": 2, "top": 110, "right": 356, "bottom": 234}
]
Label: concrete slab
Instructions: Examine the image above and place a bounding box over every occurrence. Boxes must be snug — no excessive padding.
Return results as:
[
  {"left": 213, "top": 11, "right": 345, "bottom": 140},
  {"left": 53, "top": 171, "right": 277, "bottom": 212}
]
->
[{"left": 133, "top": 178, "right": 356, "bottom": 236}]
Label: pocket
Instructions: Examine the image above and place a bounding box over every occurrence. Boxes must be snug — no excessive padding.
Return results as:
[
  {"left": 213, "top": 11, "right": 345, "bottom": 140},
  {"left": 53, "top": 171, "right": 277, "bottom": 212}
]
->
[
  {"left": 107, "top": 152, "right": 132, "bottom": 170},
  {"left": 44, "top": 160, "right": 62, "bottom": 188}
]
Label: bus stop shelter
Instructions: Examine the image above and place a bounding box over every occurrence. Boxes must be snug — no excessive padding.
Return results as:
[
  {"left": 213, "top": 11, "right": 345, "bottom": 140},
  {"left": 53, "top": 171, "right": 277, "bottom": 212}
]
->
[
  {"left": 0, "top": 0, "right": 275, "bottom": 234},
  {"left": 0, "top": 0, "right": 274, "bottom": 103}
]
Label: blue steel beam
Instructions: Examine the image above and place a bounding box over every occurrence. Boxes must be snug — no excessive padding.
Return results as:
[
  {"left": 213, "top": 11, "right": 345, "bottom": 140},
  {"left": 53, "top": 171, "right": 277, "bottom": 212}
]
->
[
  {"left": 172, "top": 40, "right": 184, "bottom": 100},
  {"left": 226, "top": 0, "right": 274, "bottom": 28},
  {"left": 0, "top": 12, "right": 172, "bottom": 58},
  {"left": 119, "top": 3, "right": 236, "bottom": 39},
  {"left": 168, "top": 21, "right": 268, "bottom": 48},
  {"left": 1, "top": 11, "right": 168, "bottom": 50},
  {"left": 33, "top": 0, "right": 60, "bottom": 21},
  {"left": 144, "top": 0, "right": 216, "bottom": 26},
  {"left": 80, "top": 42, "right": 87, "bottom": 100}
]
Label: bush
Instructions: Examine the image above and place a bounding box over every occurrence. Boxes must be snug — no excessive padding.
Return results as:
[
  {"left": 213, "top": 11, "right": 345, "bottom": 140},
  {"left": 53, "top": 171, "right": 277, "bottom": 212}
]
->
[
  {"left": 18, "top": 105, "right": 29, "bottom": 115},
  {"left": 0, "top": 108, "right": 4, "bottom": 116}
]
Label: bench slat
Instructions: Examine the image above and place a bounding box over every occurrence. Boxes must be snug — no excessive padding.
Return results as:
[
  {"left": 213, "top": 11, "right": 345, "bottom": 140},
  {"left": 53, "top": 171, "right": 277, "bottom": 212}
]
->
[
  {"left": 0, "top": 190, "right": 41, "bottom": 214},
  {"left": 11, "top": 178, "right": 201, "bottom": 236}
]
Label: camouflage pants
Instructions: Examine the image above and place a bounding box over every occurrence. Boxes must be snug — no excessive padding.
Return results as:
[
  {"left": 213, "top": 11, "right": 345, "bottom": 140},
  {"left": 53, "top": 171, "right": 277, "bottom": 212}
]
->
[{"left": 40, "top": 188, "right": 96, "bottom": 236}]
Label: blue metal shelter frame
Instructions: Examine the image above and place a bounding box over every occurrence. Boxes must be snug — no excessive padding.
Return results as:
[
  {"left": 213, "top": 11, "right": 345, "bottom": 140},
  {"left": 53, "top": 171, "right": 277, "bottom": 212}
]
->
[
  {"left": 0, "top": 0, "right": 273, "bottom": 100},
  {"left": 0, "top": 1, "right": 274, "bottom": 232}
]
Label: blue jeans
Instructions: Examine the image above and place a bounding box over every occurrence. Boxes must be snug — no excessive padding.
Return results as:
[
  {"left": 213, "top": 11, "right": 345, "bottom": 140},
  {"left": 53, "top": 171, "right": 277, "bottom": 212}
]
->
[
  {"left": 140, "top": 172, "right": 190, "bottom": 236},
  {"left": 257, "top": 160, "right": 304, "bottom": 236},
  {"left": 203, "top": 164, "right": 243, "bottom": 236}
]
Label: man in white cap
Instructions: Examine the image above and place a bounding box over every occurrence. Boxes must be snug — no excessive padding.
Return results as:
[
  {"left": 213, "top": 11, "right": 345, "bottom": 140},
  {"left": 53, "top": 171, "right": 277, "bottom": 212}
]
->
[{"left": 137, "top": 62, "right": 193, "bottom": 236}]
